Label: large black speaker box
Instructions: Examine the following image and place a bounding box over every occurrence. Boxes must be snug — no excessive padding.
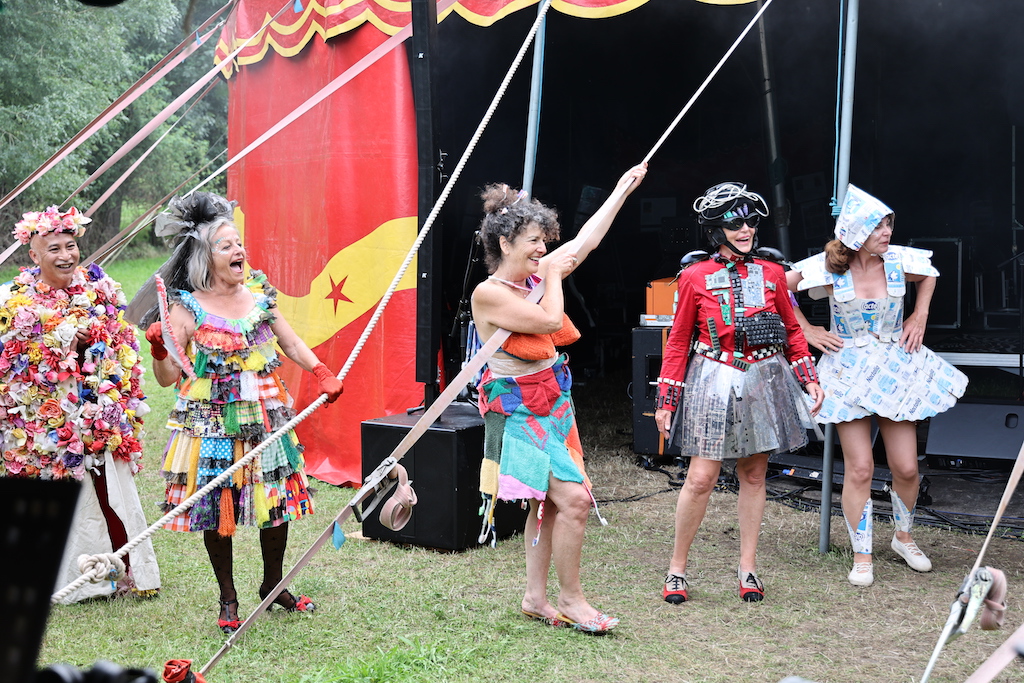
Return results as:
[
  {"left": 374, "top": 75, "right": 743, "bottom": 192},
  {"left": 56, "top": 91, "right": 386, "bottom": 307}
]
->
[
  {"left": 631, "top": 327, "right": 681, "bottom": 458},
  {"left": 925, "top": 400, "right": 1024, "bottom": 468},
  {"left": 0, "top": 478, "right": 80, "bottom": 683},
  {"left": 361, "top": 402, "right": 527, "bottom": 550}
]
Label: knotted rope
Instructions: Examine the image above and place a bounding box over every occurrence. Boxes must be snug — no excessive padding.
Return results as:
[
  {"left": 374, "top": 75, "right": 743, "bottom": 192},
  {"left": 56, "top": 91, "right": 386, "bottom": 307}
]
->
[{"left": 51, "top": 0, "right": 556, "bottom": 607}]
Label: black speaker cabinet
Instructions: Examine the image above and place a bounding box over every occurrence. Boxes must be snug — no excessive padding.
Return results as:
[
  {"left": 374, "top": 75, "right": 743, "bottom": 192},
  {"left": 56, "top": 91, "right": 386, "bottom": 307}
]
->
[
  {"left": 925, "top": 400, "right": 1024, "bottom": 468},
  {"left": 361, "top": 401, "right": 527, "bottom": 550},
  {"left": 631, "top": 327, "right": 681, "bottom": 458},
  {"left": 908, "top": 237, "right": 966, "bottom": 329},
  {"left": 0, "top": 478, "right": 80, "bottom": 683}
]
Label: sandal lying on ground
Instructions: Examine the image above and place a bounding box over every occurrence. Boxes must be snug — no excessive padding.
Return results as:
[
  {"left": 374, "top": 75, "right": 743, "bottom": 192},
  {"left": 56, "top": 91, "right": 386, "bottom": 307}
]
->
[{"left": 556, "top": 611, "right": 619, "bottom": 635}]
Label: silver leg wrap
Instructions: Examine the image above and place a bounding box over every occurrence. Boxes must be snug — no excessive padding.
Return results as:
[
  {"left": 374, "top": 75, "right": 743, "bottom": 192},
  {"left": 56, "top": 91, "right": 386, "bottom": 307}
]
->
[
  {"left": 887, "top": 485, "right": 915, "bottom": 534},
  {"left": 845, "top": 498, "right": 873, "bottom": 556}
]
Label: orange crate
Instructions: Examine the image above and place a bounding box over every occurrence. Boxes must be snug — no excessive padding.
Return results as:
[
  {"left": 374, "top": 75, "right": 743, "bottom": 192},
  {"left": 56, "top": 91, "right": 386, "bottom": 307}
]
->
[{"left": 646, "top": 278, "right": 677, "bottom": 316}]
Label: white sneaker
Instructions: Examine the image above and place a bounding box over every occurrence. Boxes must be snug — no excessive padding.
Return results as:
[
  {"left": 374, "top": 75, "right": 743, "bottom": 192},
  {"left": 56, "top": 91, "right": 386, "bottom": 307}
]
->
[
  {"left": 891, "top": 535, "right": 932, "bottom": 572},
  {"left": 848, "top": 561, "right": 874, "bottom": 586}
]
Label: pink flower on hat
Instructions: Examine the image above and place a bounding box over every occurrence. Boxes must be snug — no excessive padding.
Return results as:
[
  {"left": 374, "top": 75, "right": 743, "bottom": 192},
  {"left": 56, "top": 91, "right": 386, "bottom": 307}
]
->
[{"left": 13, "top": 206, "right": 90, "bottom": 245}]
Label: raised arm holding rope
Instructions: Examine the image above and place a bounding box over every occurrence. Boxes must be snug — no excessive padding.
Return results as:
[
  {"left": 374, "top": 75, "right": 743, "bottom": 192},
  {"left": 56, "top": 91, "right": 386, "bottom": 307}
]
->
[
  {"left": 471, "top": 163, "right": 646, "bottom": 635},
  {"left": 138, "top": 192, "right": 342, "bottom": 635}
]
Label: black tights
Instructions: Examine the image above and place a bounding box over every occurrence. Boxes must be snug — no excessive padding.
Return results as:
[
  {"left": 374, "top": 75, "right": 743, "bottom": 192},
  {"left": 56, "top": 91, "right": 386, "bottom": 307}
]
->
[{"left": 204, "top": 523, "right": 291, "bottom": 615}]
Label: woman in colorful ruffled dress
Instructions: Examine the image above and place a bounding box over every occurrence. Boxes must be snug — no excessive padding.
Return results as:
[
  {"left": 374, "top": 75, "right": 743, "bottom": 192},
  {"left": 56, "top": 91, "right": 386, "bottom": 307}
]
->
[
  {"left": 139, "top": 193, "right": 342, "bottom": 633},
  {"left": 0, "top": 206, "right": 160, "bottom": 603},
  {"left": 787, "top": 185, "right": 967, "bottom": 587},
  {"left": 471, "top": 163, "right": 646, "bottom": 635},
  {"left": 653, "top": 182, "right": 823, "bottom": 605}
]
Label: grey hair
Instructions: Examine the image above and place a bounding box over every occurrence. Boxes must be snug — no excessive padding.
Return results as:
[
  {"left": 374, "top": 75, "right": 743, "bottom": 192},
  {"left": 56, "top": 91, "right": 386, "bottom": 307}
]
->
[{"left": 186, "top": 217, "right": 235, "bottom": 292}]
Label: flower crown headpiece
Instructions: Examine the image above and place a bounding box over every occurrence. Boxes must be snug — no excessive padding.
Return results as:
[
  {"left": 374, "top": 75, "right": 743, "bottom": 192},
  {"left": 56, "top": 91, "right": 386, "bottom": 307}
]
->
[{"left": 13, "top": 206, "right": 91, "bottom": 245}]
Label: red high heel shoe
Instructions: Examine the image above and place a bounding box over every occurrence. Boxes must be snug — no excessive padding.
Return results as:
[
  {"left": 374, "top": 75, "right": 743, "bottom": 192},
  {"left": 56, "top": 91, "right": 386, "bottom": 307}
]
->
[
  {"left": 218, "top": 598, "right": 241, "bottom": 634},
  {"left": 259, "top": 587, "right": 315, "bottom": 613}
]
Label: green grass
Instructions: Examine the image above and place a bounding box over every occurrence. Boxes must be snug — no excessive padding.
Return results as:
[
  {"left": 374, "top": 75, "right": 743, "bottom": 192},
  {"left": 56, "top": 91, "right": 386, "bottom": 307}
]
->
[{"left": 32, "top": 259, "right": 1024, "bottom": 683}]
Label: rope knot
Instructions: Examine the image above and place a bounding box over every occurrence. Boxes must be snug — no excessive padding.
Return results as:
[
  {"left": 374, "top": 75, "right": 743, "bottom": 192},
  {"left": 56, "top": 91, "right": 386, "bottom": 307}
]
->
[{"left": 77, "top": 553, "right": 126, "bottom": 583}]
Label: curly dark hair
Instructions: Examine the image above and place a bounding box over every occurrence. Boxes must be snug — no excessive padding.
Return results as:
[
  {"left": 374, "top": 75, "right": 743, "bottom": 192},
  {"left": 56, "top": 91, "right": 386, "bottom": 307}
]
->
[{"left": 477, "top": 183, "right": 560, "bottom": 272}]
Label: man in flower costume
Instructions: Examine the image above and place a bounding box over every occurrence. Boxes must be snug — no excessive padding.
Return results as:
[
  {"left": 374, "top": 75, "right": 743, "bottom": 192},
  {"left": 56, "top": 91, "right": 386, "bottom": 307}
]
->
[{"left": 0, "top": 206, "right": 160, "bottom": 602}]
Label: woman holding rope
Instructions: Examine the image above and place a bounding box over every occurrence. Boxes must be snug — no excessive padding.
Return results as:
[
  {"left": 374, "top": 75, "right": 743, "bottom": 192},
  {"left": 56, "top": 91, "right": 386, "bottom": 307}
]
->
[
  {"left": 138, "top": 192, "right": 343, "bottom": 633},
  {"left": 787, "top": 185, "right": 967, "bottom": 587},
  {"left": 471, "top": 163, "right": 646, "bottom": 635},
  {"left": 654, "top": 182, "right": 823, "bottom": 605}
]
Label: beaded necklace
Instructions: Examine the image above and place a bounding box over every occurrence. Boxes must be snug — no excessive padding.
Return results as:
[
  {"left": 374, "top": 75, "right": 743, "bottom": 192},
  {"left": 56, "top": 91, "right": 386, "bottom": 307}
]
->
[{"left": 487, "top": 275, "right": 532, "bottom": 293}]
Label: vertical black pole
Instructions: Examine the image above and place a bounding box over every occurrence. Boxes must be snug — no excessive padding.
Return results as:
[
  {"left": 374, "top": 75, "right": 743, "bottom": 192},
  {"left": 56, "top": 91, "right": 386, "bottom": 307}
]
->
[{"left": 409, "top": 0, "right": 440, "bottom": 407}]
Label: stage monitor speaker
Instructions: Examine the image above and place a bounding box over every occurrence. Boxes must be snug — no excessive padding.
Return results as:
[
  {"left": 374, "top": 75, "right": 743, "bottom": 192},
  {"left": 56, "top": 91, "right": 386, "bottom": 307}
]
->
[
  {"left": 908, "top": 237, "right": 964, "bottom": 329},
  {"left": 925, "top": 400, "right": 1023, "bottom": 468},
  {"left": 631, "top": 327, "right": 681, "bottom": 458},
  {"left": 0, "top": 479, "right": 80, "bottom": 683},
  {"left": 361, "top": 402, "right": 527, "bottom": 550}
]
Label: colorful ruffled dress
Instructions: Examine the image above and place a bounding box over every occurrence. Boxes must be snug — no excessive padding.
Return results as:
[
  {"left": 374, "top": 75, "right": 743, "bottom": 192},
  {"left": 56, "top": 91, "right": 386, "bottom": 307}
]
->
[
  {"left": 0, "top": 264, "right": 160, "bottom": 602},
  {"left": 791, "top": 246, "right": 968, "bottom": 423},
  {"left": 160, "top": 271, "right": 314, "bottom": 534},
  {"left": 474, "top": 275, "right": 599, "bottom": 544}
]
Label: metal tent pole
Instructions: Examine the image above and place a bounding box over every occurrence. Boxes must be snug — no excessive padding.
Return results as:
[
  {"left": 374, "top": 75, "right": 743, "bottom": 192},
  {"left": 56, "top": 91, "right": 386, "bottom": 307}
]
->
[
  {"left": 522, "top": 4, "right": 546, "bottom": 195},
  {"left": 821, "top": 0, "right": 860, "bottom": 554}
]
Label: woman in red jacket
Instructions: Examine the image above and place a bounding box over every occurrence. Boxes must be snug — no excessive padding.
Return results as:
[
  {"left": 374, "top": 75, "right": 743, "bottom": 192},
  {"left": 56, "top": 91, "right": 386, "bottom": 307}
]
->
[{"left": 654, "top": 182, "right": 823, "bottom": 604}]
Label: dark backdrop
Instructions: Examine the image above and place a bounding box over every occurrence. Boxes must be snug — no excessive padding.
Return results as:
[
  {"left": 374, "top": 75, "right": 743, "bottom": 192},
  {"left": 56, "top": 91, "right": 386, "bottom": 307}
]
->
[{"left": 427, "top": 0, "right": 1024, "bottom": 378}]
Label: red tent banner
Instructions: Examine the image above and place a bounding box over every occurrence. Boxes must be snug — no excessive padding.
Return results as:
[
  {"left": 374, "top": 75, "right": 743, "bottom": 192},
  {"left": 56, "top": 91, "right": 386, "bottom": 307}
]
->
[
  {"left": 227, "top": 20, "right": 420, "bottom": 486},
  {"left": 220, "top": 0, "right": 662, "bottom": 485},
  {"left": 215, "top": 0, "right": 650, "bottom": 75}
]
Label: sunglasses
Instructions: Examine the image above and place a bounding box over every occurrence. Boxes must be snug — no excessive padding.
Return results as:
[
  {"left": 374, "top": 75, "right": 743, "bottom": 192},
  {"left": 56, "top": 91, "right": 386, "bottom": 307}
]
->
[{"left": 721, "top": 214, "right": 761, "bottom": 230}]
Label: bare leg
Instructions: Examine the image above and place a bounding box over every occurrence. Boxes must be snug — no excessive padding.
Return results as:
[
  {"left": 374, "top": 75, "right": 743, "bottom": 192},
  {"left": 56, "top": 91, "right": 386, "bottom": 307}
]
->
[
  {"left": 545, "top": 476, "right": 600, "bottom": 625},
  {"left": 521, "top": 500, "right": 559, "bottom": 620},
  {"left": 667, "top": 457, "right": 722, "bottom": 576},
  {"left": 877, "top": 418, "right": 920, "bottom": 544},
  {"left": 878, "top": 418, "right": 932, "bottom": 571},
  {"left": 735, "top": 453, "right": 768, "bottom": 574},
  {"left": 837, "top": 418, "right": 875, "bottom": 565}
]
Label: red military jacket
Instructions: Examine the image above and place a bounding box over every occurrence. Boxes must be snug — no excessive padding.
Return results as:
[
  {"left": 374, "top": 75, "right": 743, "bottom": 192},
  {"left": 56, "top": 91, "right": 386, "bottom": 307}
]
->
[{"left": 656, "top": 255, "right": 815, "bottom": 412}]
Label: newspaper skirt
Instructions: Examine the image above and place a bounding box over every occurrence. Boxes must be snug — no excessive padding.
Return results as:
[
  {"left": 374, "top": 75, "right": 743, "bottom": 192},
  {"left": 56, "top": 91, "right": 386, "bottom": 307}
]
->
[
  {"left": 815, "top": 340, "right": 968, "bottom": 423},
  {"left": 668, "top": 353, "right": 819, "bottom": 461}
]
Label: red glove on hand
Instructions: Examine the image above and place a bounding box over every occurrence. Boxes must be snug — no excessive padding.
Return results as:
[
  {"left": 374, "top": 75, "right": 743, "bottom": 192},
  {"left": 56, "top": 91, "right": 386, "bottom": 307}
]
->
[
  {"left": 145, "top": 322, "right": 168, "bottom": 361},
  {"left": 312, "top": 362, "right": 343, "bottom": 403}
]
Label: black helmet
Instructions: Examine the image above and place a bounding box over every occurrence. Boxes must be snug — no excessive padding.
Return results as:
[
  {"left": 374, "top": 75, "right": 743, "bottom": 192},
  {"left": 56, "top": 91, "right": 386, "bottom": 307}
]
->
[{"left": 693, "top": 182, "right": 769, "bottom": 255}]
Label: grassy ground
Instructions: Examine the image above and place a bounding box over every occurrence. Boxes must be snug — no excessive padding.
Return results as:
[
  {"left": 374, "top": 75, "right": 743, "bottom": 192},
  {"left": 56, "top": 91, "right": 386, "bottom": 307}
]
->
[{"left": 33, "top": 264, "right": 1024, "bottom": 683}]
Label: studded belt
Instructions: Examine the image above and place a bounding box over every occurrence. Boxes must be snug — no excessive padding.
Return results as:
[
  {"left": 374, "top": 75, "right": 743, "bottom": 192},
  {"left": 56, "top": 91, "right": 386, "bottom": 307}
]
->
[{"left": 692, "top": 340, "right": 784, "bottom": 372}]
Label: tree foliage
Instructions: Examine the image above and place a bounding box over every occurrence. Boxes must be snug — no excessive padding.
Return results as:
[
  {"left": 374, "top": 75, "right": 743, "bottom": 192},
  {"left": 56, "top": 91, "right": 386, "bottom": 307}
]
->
[{"left": 0, "top": 0, "right": 229, "bottom": 260}]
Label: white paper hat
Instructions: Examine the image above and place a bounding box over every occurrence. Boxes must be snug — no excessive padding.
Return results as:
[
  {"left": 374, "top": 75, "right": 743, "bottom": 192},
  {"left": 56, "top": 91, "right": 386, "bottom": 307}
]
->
[{"left": 834, "top": 184, "right": 894, "bottom": 250}]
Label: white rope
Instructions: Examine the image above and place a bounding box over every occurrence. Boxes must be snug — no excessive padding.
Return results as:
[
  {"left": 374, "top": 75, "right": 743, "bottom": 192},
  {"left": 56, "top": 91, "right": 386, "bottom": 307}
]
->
[
  {"left": 51, "top": 0, "right": 556, "bottom": 607},
  {"left": 334, "top": 0, "right": 555, "bottom": 383},
  {"left": 643, "top": 0, "right": 776, "bottom": 164}
]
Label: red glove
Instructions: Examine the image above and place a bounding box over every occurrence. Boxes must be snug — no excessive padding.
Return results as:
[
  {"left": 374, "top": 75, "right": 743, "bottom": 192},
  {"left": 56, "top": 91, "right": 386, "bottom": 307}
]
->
[
  {"left": 312, "top": 362, "right": 343, "bottom": 403},
  {"left": 145, "top": 322, "right": 168, "bottom": 361}
]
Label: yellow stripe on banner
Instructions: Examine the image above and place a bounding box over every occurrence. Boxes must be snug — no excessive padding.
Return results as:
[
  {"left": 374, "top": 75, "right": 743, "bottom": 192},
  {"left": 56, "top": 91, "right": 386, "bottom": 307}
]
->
[
  {"left": 268, "top": 217, "right": 419, "bottom": 349},
  {"left": 452, "top": 0, "right": 651, "bottom": 26}
]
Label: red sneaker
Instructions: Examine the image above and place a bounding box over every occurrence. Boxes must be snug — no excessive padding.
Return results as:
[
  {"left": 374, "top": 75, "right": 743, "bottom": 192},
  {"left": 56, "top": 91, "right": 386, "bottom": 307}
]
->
[
  {"left": 738, "top": 570, "right": 764, "bottom": 602},
  {"left": 663, "top": 573, "right": 689, "bottom": 604}
]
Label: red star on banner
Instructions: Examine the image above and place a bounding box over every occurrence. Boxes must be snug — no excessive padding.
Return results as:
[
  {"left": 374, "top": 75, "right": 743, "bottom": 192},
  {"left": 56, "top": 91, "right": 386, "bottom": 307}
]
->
[{"left": 326, "top": 275, "right": 352, "bottom": 314}]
